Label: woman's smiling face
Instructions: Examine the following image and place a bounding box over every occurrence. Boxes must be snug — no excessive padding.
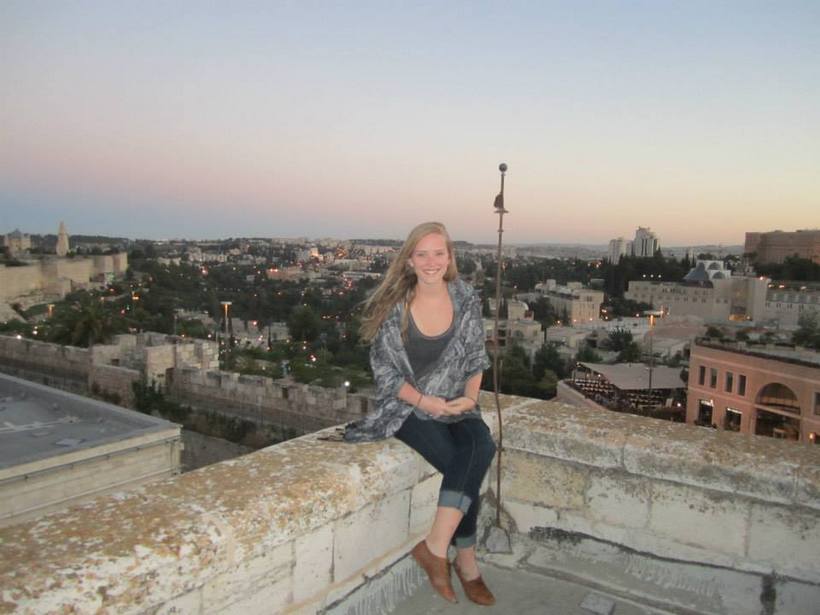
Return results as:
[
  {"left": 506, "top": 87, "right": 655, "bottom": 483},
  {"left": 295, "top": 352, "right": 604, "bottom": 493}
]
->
[{"left": 409, "top": 232, "right": 450, "bottom": 286}]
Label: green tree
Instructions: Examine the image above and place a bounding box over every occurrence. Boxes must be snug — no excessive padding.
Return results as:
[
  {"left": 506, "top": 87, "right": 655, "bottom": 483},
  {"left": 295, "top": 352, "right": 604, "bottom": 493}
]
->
[
  {"left": 48, "top": 294, "right": 122, "bottom": 347},
  {"left": 533, "top": 342, "right": 568, "bottom": 380},
  {"left": 793, "top": 311, "right": 820, "bottom": 350},
  {"left": 288, "top": 306, "right": 321, "bottom": 342},
  {"left": 705, "top": 325, "right": 724, "bottom": 340},
  {"left": 575, "top": 345, "right": 602, "bottom": 363},
  {"left": 606, "top": 327, "right": 634, "bottom": 353},
  {"left": 605, "top": 327, "right": 642, "bottom": 362}
]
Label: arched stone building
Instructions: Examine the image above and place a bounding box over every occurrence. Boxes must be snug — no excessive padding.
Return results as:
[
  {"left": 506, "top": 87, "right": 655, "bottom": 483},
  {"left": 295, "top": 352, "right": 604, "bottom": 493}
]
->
[{"left": 688, "top": 340, "right": 820, "bottom": 444}]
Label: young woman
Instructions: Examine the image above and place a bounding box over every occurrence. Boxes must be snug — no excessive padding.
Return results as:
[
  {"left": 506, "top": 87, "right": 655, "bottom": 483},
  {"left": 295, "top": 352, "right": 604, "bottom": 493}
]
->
[{"left": 343, "top": 222, "right": 497, "bottom": 605}]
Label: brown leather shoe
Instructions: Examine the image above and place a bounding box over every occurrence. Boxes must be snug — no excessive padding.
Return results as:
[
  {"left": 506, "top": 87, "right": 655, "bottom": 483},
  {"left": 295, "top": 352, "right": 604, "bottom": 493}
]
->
[
  {"left": 411, "top": 540, "right": 457, "bottom": 603},
  {"left": 454, "top": 563, "right": 496, "bottom": 606}
]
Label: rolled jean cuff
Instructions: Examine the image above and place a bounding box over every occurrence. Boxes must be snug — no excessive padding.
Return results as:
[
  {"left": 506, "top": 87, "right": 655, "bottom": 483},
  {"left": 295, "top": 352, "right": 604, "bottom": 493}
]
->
[
  {"left": 438, "top": 489, "right": 472, "bottom": 515},
  {"left": 453, "top": 533, "right": 477, "bottom": 548}
]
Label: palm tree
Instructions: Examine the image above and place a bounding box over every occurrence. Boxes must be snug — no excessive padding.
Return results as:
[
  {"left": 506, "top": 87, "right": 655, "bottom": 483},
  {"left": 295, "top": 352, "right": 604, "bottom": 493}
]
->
[{"left": 49, "top": 295, "right": 118, "bottom": 347}]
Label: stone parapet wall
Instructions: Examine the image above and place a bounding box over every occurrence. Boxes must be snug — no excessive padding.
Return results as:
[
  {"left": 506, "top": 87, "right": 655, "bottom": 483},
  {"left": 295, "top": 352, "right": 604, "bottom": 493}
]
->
[
  {"left": 2, "top": 393, "right": 818, "bottom": 613},
  {"left": 497, "top": 397, "right": 820, "bottom": 613},
  {"left": 0, "top": 416, "right": 451, "bottom": 614},
  {"left": 169, "top": 367, "right": 371, "bottom": 437},
  {"left": 89, "top": 364, "right": 141, "bottom": 407},
  {"left": 0, "top": 335, "right": 90, "bottom": 392}
]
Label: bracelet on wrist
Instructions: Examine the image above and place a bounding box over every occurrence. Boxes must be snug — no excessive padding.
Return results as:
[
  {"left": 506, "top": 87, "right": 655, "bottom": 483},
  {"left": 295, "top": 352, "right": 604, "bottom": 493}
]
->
[{"left": 415, "top": 391, "right": 424, "bottom": 408}]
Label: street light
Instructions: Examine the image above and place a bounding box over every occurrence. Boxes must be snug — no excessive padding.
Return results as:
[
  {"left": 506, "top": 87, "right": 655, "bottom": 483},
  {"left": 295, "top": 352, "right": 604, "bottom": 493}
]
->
[
  {"left": 643, "top": 309, "right": 664, "bottom": 394},
  {"left": 220, "top": 301, "right": 232, "bottom": 334}
]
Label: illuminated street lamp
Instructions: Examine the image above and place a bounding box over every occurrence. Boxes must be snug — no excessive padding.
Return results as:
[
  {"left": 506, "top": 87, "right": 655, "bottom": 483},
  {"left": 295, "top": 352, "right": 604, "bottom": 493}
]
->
[
  {"left": 220, "top": 301, "right": 232, "bottom": 335},
  {"left": 47, "top": 304, "right": 55, "bottom": 319},
  {"left": 643, "top": 309, "right": 664, "bottom": 394}
]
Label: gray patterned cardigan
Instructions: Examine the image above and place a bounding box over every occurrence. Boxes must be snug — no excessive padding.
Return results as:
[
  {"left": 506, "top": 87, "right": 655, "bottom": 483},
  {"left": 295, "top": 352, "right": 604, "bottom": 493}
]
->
[{"left": 344, "top": 278, "right": 490, "bottom": 442}]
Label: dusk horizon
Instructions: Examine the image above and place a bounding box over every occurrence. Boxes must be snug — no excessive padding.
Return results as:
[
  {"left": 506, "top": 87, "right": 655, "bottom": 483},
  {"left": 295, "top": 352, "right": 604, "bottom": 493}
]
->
[{"left": 2, "top": 1, "right": 818, "bottom": 246}]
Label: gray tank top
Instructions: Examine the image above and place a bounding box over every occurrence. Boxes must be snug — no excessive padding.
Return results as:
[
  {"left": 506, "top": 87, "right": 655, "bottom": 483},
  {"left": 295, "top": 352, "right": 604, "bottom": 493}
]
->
[{"left": 406, "top": 310, "right": 455, "bottom": 381}]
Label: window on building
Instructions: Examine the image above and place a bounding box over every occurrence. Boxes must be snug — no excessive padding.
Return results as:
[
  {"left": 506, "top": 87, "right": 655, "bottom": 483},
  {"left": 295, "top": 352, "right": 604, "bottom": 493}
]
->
[
  {"left": 724, "top": 408, "right": 742, "bottom": 432},
  {"left": 710, "top": 368, "right": 718, "bottom": 388},
  {"left": 725, "top": 372, "right": 734, "bottom": 393},
  {"left": 738, "top": 375, "right": 747, "bottom": 396},
  {"left": 697, "top": 399, "right": 714, "bottom": 426},
  {"left": 698, "top": 366, "right": 706, "bottom": 386}
]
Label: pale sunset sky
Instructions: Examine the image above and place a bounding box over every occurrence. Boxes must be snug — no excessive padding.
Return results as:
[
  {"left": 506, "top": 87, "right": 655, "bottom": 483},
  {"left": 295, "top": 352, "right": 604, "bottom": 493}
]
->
[{"left": 1, "top": 1, "right": 818, "bottom": 245}]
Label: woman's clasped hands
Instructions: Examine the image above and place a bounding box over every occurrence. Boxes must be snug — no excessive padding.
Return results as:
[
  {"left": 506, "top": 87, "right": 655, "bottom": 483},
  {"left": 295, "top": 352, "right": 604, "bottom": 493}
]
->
[{"left": 418, "top": 394, "right": 476, "bottom": 417}]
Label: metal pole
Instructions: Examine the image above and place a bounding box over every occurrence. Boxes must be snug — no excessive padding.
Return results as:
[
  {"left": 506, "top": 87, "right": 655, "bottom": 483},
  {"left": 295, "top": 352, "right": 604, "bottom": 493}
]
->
[{"left": 492, "top": 163, "right": 508, "bottom": 527}]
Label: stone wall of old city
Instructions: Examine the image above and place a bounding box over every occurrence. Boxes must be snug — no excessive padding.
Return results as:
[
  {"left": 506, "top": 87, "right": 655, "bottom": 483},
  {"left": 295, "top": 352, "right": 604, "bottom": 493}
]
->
[
  {"left": 0, "top": 334, "right": 370, "bottom": 441},
  {"left": 1, "top": 395, "right": 818, "bottom": 614},
  {"left": 0, "top": 335, "right": 91, "bottom": 394},
  {"left": 169, "top": 367, "right": 372, "bottom": 438}
]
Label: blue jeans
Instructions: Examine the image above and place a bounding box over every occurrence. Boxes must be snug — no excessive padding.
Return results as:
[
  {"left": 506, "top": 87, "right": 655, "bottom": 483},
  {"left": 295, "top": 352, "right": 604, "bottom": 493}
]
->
[{"left": 395, "top": 413, "right": 497, "bottom": 548}]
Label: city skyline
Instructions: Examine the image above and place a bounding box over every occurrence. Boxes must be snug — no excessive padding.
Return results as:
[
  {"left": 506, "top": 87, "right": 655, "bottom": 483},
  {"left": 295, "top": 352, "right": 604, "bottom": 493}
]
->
[{"left": 1, "top": 1, "right": 818, "bottom": 245}]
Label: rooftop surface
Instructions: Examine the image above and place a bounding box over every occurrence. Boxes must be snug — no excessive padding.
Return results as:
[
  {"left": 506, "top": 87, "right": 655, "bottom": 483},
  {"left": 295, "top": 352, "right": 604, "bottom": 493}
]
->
[
  {"left": 696, "top": 340, "right": 820, "bottom": 368},
  {"left": 0, "top": 372, "right": 178, "bottom": 468},
  {"left": 392, "top": 560, "right": 670, "bottom": 615},
  {"left": 577, "top": 362, "right": 685, "bottom": 390}
]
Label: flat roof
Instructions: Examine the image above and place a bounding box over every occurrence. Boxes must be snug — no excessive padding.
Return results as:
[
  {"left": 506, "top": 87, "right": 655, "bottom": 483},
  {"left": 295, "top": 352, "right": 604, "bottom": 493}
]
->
[
  {"left": 578, "top": 362, "right": 685, "bottom": 390},
  {"left": 696, "top": 340, "right": 820, "bottom": 369},
  {"left": 0, "top": 373, "right": 179, "bottom": 469}
]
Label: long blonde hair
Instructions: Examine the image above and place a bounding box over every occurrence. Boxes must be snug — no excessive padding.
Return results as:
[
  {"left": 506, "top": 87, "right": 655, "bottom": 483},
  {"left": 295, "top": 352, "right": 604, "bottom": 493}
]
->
[{"left": 360, "top": 222, "right": 458, "bottom": 341}]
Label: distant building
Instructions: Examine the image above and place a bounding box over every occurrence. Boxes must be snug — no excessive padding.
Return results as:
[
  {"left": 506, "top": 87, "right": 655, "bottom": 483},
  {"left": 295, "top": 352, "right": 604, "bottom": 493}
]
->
[
  {"left": 55, "top": 221, "right": 70, "bottom": 257},
  {"left": 745, "top": 229, "right": 820, "bottom": 265},
  {"left": 608, "top": 237, "right": 631, "bottom": 264},
  {"left": 0, "top": 229, "right": 31, "bottom": 257},
  {"left": 0, "top": 372, "right": 181, "bottom": 527},
  {"left": 633, "top": 226, "right": 659, "bottom": 257},
  {"left": 763, "top": 286, "right": 820, "bottom": 328},
  {"left": 266, "top": 266, "right": 305, "bottom": 281},
  {"left": 484, "top": 299, "right": 544, "bottom": 362},
  {"left": 625, "top": 260, "right": 769, "bottom": 323},
  {"left": 687, "top": 340, "right": 820, "bottom": 444},
  {"left": 534, "top": 280, "right": 604, "bottom": 324}
]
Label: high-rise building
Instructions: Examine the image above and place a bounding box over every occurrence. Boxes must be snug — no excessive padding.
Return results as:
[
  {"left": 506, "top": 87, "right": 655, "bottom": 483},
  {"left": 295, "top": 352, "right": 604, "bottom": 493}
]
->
[
  {"left": 633, "top": 227, "right": 659, "bottom": 257},
  {"left": 608, "top": 237, "right": 631, "bottom": 264},
  {"left": 744, "top": 229, "right": 820, "bottom": 265}
]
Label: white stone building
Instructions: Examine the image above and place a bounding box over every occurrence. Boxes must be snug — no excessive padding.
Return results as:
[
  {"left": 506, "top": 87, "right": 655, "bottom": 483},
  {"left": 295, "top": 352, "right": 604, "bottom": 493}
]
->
[{"left": 626, "top": 261, "right": 769, "bottom": 324}]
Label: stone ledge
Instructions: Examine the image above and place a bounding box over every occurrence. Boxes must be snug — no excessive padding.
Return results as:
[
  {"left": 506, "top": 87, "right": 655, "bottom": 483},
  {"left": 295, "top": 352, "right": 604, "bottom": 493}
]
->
[
  {"left": 0, "top": 424, "right": 437, "bottom": 614},
  {"left": 503, "top": 400, "right": 820, "bottom": 510}
]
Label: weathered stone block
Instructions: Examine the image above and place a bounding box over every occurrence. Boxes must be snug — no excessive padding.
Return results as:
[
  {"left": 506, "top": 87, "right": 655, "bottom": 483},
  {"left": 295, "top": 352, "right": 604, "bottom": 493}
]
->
[
  {"left": 504, "top": 500, "right": 558, "bottom": 534},
  {"left": 149, "top": 588, "right": 203, "bottom": 615},
  {"left": 524, "top": 532, "right": 763, "bottom": 615},
  {"left": 201, "top": 541, "right": 292, "bottom": 613},
  {"left": 586, "top": 470, "right": 650, "bottom": 529},
  {"left": 333, "top": 490, "right": 410, "bottom": 582},
  {"left": 213, "top": 572, "right": 292, "bottom": 615},
  {"left": 748, "top": 503, "right": 820, "bottom": 583},
  {"left": 503, "top": 451, "right": 587, "bottom": 510},
  {"left": 293, "top": 524, "right": 333, "bottom": 603},
  {"left": 409, "top": 474, "right": 442, "bottom": 537},
  {"left": 648, "top": 483, "right": 749, "bottom": 557},
  {"left": 795, "top": 459, "right": 820, "bottom": 511},
  {"left": 623, "top": 427, "right": 798, "bottom": 505},
  {"left": 774, "top": 578, "right": 820, "bottom": 615},
  {"left": 504, "top": 402, "right": 627, "bottom": 469}
]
